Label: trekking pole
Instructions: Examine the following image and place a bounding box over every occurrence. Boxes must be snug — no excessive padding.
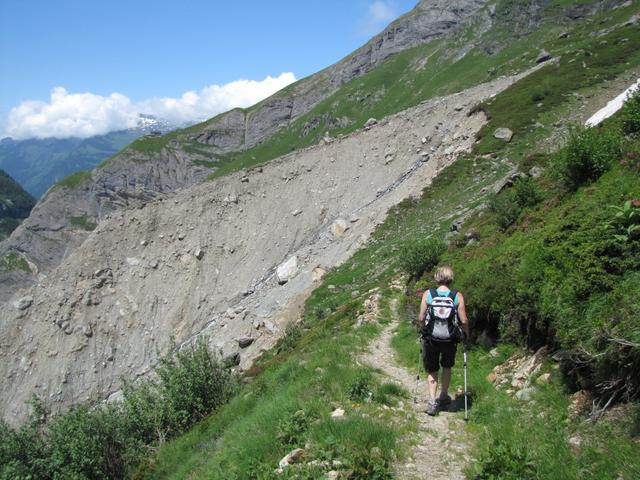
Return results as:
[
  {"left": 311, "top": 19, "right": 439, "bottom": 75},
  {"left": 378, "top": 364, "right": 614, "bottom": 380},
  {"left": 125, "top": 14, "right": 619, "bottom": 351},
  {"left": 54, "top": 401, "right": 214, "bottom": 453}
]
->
[
  {"left": 463, "top": 340, "right": 469, "bottom": 421},
  {"left": 414, "top": 343, "right": 421, "bottom": 404}
]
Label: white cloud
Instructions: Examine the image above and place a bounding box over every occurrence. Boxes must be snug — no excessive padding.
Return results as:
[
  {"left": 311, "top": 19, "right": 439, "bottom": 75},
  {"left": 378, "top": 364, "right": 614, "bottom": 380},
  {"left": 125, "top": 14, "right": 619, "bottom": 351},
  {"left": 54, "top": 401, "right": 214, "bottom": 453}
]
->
[
  {"left": 359, "top": 1, "right": 398, "bottom": 36},
  {"left": 3, "top": 72, "right": 297, "bottom": 139}
]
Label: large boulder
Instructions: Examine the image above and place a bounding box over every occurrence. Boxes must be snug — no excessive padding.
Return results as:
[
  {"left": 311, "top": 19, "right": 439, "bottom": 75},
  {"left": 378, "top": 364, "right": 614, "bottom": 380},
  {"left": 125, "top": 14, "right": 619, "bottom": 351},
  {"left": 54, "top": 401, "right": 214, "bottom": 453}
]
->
[{"left": 276, "top": 256, "right": 299, "bottom": 285}]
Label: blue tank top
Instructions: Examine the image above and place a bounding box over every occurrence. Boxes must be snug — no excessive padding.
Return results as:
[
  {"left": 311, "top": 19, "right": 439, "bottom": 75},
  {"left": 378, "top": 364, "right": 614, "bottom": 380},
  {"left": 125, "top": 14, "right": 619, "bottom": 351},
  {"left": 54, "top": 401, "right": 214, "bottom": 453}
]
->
[{"left": 427, "top": 287, "right": 460, "bottom": 307}]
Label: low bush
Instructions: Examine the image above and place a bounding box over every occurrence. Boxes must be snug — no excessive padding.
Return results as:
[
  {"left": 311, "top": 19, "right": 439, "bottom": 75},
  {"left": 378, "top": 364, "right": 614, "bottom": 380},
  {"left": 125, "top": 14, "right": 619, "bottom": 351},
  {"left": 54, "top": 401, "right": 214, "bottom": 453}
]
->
[
  {"left": 399, "top": 237, "right": 446, "bottom": 279},
  {"left": 0, "top": 338, "right": 236, "bottom": 479},
  {"left": 347, "top": 370, "right": 374, "bottom": 402},
  {"left": 488, "top": 189, "right": 521, "bottom": 230},
  {"left": 554, "top": 125, "right": 625, "bottom": 190},
  {"left": 474, "top": 440, "right": 537, "bottom": 480},
  {"left": 277, "top": 409, "right": 310, "bottom": 447}
]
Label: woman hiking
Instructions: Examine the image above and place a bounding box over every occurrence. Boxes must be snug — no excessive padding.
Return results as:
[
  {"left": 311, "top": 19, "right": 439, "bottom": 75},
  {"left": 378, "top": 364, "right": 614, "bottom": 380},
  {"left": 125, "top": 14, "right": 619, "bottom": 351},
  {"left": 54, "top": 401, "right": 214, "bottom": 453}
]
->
[{"left": 418, "top": 265, "right": 469, "bottom": 416}]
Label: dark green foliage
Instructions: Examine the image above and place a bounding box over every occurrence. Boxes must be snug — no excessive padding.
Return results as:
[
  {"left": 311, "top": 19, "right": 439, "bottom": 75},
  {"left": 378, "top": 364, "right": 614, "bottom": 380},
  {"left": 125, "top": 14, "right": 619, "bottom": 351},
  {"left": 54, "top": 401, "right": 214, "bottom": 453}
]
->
[
  {"left": 346, "top": 370, "right": 373, "bottom": 401},
  {"left": 46, "top": 405, "right": 132, "bottom": 480},
  {"left": 554, "top": 125, "right": 625, "bottom": 190},
  {"left": 0, "top": 339, "right": 236, "bottom": 480},
  {"left": 277, "top": 322, "right": 304, "bottom": 353},
  {"left": 488, "top": 189, "right": 522, "bottom": 230},
  {"left": 621, "top": 88, "right": 640, "bottom": 136},
  {"left": 513, "top": 176, "right": 543, "bottom": 208},
  {"left": 276, "top": 409, "right": 310, "bottom": 447},
  {"left": 155, "top": 339, "right": 237, "bottom": 433},
  {"left": 489, "top": 177, "right": 543, "bottom": 230},
  {"left": 399, "top": 237, "right": 446, "bottom": 279}
]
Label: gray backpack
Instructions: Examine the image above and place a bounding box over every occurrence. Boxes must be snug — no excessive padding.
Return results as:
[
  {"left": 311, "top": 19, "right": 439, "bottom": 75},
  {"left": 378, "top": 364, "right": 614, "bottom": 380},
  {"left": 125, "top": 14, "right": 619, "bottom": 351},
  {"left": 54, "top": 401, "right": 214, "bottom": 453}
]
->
[{"left": 422, "top": 288, "right": 462, "bottom": 342}]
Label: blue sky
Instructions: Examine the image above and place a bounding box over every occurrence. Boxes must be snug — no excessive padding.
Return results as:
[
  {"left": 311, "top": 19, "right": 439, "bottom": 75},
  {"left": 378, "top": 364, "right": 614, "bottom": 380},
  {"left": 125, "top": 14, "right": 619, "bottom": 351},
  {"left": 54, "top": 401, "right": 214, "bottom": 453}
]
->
[{"left": 0, "top": 0, "right": 417, "bottom": 139}]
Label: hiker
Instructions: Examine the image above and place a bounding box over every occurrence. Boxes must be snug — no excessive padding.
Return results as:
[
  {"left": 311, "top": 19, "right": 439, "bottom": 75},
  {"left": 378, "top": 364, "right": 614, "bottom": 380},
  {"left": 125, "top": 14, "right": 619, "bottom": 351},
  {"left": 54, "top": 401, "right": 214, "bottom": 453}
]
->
[{"left": 418, "top": 265, "right": 469, "bottom": 416}]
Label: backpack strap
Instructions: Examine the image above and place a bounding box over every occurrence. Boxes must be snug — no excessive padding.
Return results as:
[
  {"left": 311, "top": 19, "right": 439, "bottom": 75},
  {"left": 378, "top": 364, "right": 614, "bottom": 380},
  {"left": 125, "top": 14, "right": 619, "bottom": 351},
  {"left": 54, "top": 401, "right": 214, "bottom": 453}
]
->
[
  {"left": 448, "top": 289, "right": 458, "bottom": 303},
  {"left": 427, "top": 288, "right": 439, "bottom": 305}
]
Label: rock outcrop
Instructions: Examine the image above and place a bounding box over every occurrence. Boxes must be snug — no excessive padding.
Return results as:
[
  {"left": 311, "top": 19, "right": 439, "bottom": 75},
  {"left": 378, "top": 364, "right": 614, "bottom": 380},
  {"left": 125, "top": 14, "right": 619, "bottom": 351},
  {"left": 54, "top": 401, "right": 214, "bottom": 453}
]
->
[{"left": 0, "top": 75, "right": 525, "bottom": 426}]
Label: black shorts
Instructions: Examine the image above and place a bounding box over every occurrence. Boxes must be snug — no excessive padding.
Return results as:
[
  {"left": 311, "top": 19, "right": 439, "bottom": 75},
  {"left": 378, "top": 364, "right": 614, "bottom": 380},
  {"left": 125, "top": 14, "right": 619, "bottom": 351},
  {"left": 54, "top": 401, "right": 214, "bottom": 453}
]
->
[{"left": 422, "top": 339, "right": 457, "bottom": 373}]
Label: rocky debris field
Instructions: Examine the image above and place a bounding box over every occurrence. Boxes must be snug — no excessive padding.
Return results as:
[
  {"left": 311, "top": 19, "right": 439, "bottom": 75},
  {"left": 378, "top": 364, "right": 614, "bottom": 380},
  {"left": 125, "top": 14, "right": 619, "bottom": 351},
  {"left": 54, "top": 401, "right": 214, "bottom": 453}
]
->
[{"left": 0, "top": 74, "right": 526, "bottom": 426}]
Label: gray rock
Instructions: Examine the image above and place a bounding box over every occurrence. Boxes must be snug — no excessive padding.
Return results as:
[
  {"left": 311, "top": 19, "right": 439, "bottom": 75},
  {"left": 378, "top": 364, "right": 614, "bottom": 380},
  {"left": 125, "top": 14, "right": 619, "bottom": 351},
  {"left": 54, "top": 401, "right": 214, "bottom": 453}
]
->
[
  {"left": 224, "top": 351, "right": 241, "bottom": 366},
  {"left": 13, "top": 296, "right": 33, "bottom": 311},
  {"left": 365, "top": 118, "right": 378, "bottom": 128},
  {"left": 515, "top": 387, "right": 537, "bottom": 401},
  {"left": 493, "top": 127, "right": 514, "bottom": 142},
  {"left": 276, "top": 256, "right": 299, "bottom": 285},
  {"left": 536, "top": 49, "right": 552, "bottom": 63},
  {"left": 331, "top": 219, "right": 349, "bottom": 237},
  {"left": 238, "top": 337, "right": 254, "bottom": 348},
  {"left": 529, "top": 166, "right": 544, "bottom": 179}
]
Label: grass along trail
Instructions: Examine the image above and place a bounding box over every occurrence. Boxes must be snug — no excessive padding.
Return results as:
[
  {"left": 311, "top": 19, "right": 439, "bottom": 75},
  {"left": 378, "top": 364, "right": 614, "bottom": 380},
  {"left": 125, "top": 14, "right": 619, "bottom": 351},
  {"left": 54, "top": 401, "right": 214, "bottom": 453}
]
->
[{"left": 360, "top": 298, "right": 471, "bottom": 479}]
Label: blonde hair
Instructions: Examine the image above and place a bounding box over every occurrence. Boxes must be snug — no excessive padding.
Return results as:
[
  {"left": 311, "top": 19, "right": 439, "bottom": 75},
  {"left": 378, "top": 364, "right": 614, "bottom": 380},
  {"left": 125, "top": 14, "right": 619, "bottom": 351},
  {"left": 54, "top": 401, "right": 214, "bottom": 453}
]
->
[{"left": 434, "top": 266, "right": 454, "bottom": 286}]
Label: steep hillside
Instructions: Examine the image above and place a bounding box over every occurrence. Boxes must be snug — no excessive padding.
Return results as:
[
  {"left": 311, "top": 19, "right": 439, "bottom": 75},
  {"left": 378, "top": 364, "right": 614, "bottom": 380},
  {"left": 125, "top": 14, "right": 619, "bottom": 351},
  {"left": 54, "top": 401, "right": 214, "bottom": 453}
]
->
[
  {"left": 0, "top": 75, "right": 522, "bottom": 426},
  {"left": 0, "top": 170, "right": 35, "bottom": 241},
  {"left": 0, "top": 0, "right": 494, "bottom": 303}
]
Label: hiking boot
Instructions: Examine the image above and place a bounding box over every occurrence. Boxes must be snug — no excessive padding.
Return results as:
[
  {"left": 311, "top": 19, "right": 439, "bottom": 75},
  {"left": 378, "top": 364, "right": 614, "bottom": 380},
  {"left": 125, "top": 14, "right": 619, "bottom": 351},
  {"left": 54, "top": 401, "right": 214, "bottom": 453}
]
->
[
  {"left": 437, "top": 395, "right": 452, "bottom": 410},
  {"left": 425, "top": 400, "right": 438, "bottom": 416}
]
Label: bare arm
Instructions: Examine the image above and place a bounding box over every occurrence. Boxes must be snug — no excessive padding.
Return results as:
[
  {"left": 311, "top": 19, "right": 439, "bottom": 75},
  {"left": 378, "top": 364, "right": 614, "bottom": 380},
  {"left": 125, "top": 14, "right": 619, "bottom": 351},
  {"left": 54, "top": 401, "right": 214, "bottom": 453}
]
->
[
  {"left": 418, "top": 290, "right": 429, "bottom": 325},
  {"left": 457, "top": 292, "right": 470, "bottom": 338}
]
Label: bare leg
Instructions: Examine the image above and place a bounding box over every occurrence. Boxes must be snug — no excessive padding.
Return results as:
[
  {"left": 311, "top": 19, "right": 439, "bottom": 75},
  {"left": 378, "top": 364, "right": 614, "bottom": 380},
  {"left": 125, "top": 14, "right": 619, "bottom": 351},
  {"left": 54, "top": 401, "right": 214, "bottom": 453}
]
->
[
  {"left": 440, "top": 367, "right": 452, "bottom": 398},
  {"left": 427, "top": 371, "right": 438, "bottom": 400}
]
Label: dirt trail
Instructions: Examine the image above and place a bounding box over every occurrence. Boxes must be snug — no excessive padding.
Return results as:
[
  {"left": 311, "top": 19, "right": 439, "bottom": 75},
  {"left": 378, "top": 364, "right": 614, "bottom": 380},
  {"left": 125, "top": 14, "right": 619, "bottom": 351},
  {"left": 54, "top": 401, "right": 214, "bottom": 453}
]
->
[{"left": 360, "top": 300, "right": 471, "bottom": 479}]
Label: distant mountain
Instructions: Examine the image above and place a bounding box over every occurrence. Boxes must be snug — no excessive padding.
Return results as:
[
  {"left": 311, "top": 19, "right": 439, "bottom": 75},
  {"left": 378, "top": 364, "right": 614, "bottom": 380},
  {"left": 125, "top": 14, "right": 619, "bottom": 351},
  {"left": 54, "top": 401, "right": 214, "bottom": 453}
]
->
[
  {"left": 0, "top": 169, "right": 35, "bottom": 241},
  {"left": 0, "top": 115, "right": 176, "bottom": 198}
]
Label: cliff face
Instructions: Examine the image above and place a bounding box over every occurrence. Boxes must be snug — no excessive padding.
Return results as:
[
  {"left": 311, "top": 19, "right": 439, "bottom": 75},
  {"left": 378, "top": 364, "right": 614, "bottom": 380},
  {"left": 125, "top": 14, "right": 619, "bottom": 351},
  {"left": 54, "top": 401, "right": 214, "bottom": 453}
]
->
[
  {"left": 0, "top": 0, "right": 490, "bottom": 303},
  {"left": 191, "top": 0, "right": 489, "bottom": 151},
  {"left": 0, "top": 74, "right": 524, "bottom": 426}
]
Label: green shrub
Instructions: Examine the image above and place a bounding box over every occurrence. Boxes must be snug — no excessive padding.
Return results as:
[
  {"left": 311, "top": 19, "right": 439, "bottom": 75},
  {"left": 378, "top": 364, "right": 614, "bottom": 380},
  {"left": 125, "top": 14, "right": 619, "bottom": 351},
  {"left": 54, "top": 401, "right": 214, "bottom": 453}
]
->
[
  {"left": 513, "top": 177, "right": 543, "bottom": 208},
  {"left": 474, "top": 440, "right": 537, "bottom": 480},
  {"left": 488, "top": 189, "right": 521, "bottom": 230},
  {"left": 554, "top": 125, "right": 625, "bottom": 190},
  {"left": 606, "top": 199, "right": 640, "bottom": 242},
  {"left": 399, "top": 237, "right": 446, "bottom": 279},
  {"left": 156, "top": 337, "right": 237, "bottom": 433},
  {"left": 277, "top": 409, "right": 310, "bottom": 447},
  {"left": 0, "top": 339, "right": 236, "bottom": 480},
  {"left": 621, "top": 88, "right": 640, "bottom": 136},
  {"left": 347, "top": 370, "right": 373, "bottom": 401},
  {"left": 277, "top": 322, "right": 304, "bottom": 353}
]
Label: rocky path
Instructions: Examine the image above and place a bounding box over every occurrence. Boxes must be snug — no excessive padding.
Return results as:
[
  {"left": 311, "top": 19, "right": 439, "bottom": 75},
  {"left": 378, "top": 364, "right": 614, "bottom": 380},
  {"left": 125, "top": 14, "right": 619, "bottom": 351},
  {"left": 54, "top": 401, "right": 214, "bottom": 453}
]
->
[{"left": 360, "top": 300, "right": 471, "bottom": 479}]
